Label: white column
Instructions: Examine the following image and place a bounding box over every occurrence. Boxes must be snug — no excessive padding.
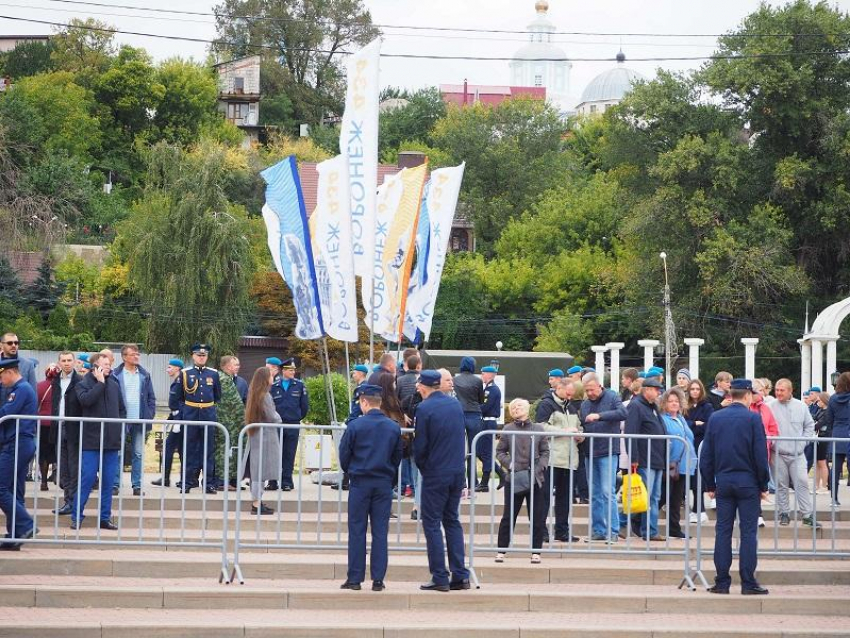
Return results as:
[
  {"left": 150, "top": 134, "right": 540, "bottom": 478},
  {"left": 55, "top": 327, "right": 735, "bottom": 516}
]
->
[
  {"left": 811, "top": 338, "right": 824, "bottom": 391},
  {"left": 591, "top": 345, "right": 608, "bottom": 386},
  {"left": 606, "top": 342, "right": 625, "bottom": 393},
  {"left": 684, "top": 338, "right": 705, "bottom": 381},
  {"left": 637, "top": 339, "right": 659, "bottom": 372},
  {"left": 741, "top": 338, "right": 759, "bottom": 380},
  {"left": 826, "top": 337, "right": 839, "bottom": 393},
  {"left": 799, "top": 339, "right": 811, "bottom": 399}
]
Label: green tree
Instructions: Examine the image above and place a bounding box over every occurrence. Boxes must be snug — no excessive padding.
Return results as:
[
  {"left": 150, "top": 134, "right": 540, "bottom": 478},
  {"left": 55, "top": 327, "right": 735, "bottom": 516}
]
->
[
  {"left": 95, "top": 46, "right": 164, "bottom": 141},
  {"left": 50, "top": 18, "right": 116, "bottom": 84},
  {"left": 378, "top": 87, "right": 447, "bottom": 155},
  {"left": 0, "top": 255, "right": 22, "bottom": 324},
  {"left": 214, "top": 0, "right": 380, "bottom": 124},
  {"left": 25, "top": 258, "right": 66, "bottom": 321},
  {"left": 3, "top": 40, "right": 54, "bottom": 79},
  {"left": 153, "top": 58, "right": 219, "bottom": 145}
]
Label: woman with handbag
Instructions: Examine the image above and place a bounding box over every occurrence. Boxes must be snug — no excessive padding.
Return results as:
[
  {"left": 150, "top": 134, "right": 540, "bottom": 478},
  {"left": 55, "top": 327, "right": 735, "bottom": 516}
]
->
[
  {"left": 660, "top": 388, "right": 697, "bottom": 538},
  {"left": 494, "top": 398, "right": 550, "bottom": 564}
]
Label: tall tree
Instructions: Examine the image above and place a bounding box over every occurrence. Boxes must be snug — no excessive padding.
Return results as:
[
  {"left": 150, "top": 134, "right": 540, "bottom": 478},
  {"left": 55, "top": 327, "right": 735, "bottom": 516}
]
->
[
  {"left": 153, "top": 58, "right": 220, "bottom": 145},
  {"left": 214, "top": 0, "right": 380, "bottom": 124},
  {"left": 50, "top": 18, "right": 116, "bottom": 85},
  {"left": 25, "top": 258, "right": 65, "bottom": 321},
  {"left": 3, "top": 40, "right": 54, "bottom": 79}
]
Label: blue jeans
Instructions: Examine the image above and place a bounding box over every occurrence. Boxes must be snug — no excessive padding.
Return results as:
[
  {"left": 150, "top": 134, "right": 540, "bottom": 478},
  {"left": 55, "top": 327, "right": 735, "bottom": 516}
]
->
[
  {"left": 74, "top": 450, "right": 119, "bottom": 524},
  {"left": 0, "top": 436, "right": 36, "bottom": 538},
  {"left": 589, "top": 454, "right": 619, "bottom": 538},
  {"left": 638, "top": 467, "right": 662, "bottom": 538},
  {"left": 114, "top": 424, "right": 145, "bottom": 490}
]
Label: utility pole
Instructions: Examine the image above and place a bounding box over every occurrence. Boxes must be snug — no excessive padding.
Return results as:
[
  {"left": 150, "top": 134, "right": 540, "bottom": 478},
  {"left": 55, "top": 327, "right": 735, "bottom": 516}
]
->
[{"left": 660, "top": 252, "right": 673, "bottom": 390}]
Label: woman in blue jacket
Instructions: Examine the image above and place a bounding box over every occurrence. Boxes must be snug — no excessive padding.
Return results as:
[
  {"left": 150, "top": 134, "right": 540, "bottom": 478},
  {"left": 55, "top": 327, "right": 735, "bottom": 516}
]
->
[
  {"left": 685, "top": 380, "right": 713, "bottom": 522},
  {"left": 827, "top": 372, "right": 850, "bottom": 506},
  {"left": 661, "top": 388, "right": 697, "bottom": 538}
]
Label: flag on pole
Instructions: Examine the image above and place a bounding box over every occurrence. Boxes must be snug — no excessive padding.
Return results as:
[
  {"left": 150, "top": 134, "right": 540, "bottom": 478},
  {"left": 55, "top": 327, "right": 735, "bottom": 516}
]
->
[
  {"left": 339, "top": 38, "right": 381, "bottom": 311},
  {"left": 308, "top": 155, "right": 359, "bottom": 343},
  {"left": 261, "top": 156, "right": 324, "bottom": 340},
  {"left": 402, "top": 163, "right": 466, "bottom": 342}
]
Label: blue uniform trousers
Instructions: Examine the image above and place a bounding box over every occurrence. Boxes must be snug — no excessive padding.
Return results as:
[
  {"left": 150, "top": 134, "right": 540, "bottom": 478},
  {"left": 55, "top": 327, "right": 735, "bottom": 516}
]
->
[
  {"left": 478, "top": 418, "right": 501, "bottom": 482},
  {"left": 279, "top": 426, "right": 299, "bottom": 488},
  {"left": 72, "top": 450, "right": 119, "bottom": 524},
  {"left": 346, "top": 479, "right": 393, "bottom": 583},
  {"left": 420, "top": 471, "right": 469, "bottom": 586},
  {"left": 713, "top": 483, "right": 760, "bottom": 590},
  {"left": 162, "top": 429, "right": 184, "bottom": 484},
  {"left": 184, "top": 408, "right": 217, "bottom": 488},
  {"left": 463, "top": 412, "right": 483, "bottom": 486},
  {"left": 0, "top": 436, "right": 35, "bottom": 538}
]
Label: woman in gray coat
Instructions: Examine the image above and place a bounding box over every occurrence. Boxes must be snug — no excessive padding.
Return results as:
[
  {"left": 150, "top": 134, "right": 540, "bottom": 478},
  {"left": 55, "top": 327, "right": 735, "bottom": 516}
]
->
[{"left": 239, "top": 367, "right": 282, "bottom": 515}]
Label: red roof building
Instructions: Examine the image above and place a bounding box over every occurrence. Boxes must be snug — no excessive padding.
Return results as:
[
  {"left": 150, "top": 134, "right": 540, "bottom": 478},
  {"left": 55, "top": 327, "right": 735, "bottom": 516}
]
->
[{"left": 439, "top": 83, "right": 546, "bottom": 108}]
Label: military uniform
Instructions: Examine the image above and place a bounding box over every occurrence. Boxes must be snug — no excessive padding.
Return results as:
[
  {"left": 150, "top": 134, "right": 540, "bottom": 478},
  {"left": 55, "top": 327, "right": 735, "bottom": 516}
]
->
[
  {"left": 159, "top": 373, "right": 184, "bottom": 487},
  {"left": 271, "top": 360, "right": 309, "bottom": 490},
  {"left": 339, "top": 387, "right": 402, "bottom": 589},
  {"left": 700, "top": 380, "right": 770, "bottom": 594},
  {"left": 216, "top": 372, "right": 245, "bottom": 487},
  {"left": 0, "top": 361, "right": 38, "bottom": 547},
  {"left": 479, "top": 369, "right": 505, "bottom": 488}
]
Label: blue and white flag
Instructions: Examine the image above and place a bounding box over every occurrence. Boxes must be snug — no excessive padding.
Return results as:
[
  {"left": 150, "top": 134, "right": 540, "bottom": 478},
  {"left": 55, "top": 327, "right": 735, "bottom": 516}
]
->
[{"left": 261, "top": 156, "right": 325, "bottom": 340}]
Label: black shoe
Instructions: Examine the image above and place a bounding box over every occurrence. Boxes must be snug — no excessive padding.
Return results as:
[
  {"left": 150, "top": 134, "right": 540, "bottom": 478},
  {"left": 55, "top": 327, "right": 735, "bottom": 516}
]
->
[
  {"left": 420, "top": 580, "right": 449, "bottom": 592},
  {"left": 449, "top": 579, "right": 470, "bottom": 590},
  {"left": 132, "top": 488, "right": 143, "bottom": 496},
  {"left": 410, "top": 509, "right": 418, "bottom": 521},
  {"left": 282, "top": 484, "right": 293, "bottom": 492},
  {"left": 708, "top": 585, "right": 730, "bottom": 594},
  {"left": 265, "top": 481, "right": 279, "bottom": 491},
  {"left": 668, "top": 531, "right": 686, "bottom": 538},
  {"left": 340, "top": 581, "right": 361, "bottom": 590},
  {"left": 557, "top": 535, "right": 581, "bottom": 542},
  {"left": 205, "top": 486, "right": 217, "bottom": 495},
  {"left": 152, "top": 478, "right": 170, "bottom": 487},
  {"left": 69, "top": 519, "right": 83, "bottom": 530},
  {"left": 372, "top": 580, "right": 385, "bottom": 591},
  {"left": 496, "top": 479, "right": 505, "bottom": 490},
  {"left": 0, "top": 541, "right": 21, "bottom": 551},
  {"left": 100, "top": 519, "right": 118, "bottom": 531},
  {"left": 251, "top": 504, "right": 274, "bottom": 515},
  {"left": 54, "top": 502, "right": 72, "bottom": 516},
  {"left": 742, "top": 586, "right": 769, "bottom": 596},
  {"left": 474, "top": 483, "right": 489, "bottom": 493},
  {"left": 112, "top": 487, "right": 119, "bottom": 496},
  {"left": 331, "top": 483, "right": 349, "bottom": 491}
]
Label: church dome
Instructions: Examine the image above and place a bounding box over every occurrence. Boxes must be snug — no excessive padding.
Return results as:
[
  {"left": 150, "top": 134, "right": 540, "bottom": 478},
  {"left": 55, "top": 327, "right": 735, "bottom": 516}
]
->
[{"left": 578, "top": 60, "right": 646, "bottom": 105}]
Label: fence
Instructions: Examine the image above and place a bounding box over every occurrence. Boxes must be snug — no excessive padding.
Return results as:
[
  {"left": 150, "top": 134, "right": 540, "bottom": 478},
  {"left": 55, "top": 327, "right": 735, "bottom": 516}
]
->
[
  {"left": 691, "top": 434, "right": 850, "bottom": 589},
  {"left": 0, "top": 414, "right": 232, "bottom": 583},
  {"left": 466, "top": 428, "right": 696, "bottom": 589}
]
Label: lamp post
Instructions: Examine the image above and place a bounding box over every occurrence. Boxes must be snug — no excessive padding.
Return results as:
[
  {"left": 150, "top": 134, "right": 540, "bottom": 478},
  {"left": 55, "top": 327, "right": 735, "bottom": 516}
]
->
[{"left": 660, "top": 251, "right": 672, "bottom": 390}]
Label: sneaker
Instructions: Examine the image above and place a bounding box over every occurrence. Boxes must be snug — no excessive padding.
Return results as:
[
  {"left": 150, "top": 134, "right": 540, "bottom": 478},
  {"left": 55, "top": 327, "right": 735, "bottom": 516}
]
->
[
  {"left": 758, "top": 517, "right": 765, "bottom": 528},
  {"left": 802, "top": 516, "right": 822, "bottom": 529},
  {"left": 494, "top": 552, "right": 505, "bottom": 563},
  {"left": 779, "top": 513, "right": 790, "bottom": 526},
  {"left": 700, "top": 512, "right": 709, "bottom": 523},
  {"left": 530, "top": 554, "right": 541, "bottom": 564},
  {"left": 689, "top": 512, "right": 698, "bottom": 524}
]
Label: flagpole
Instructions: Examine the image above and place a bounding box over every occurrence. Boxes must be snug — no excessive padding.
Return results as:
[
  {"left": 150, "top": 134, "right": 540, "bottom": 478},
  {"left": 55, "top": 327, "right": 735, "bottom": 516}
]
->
[
  {"left": 344, "top": 342, "right": 352, "bottom": 405},
  {"left": 321, "top": 337, "right": 338, "bottom": 424}
]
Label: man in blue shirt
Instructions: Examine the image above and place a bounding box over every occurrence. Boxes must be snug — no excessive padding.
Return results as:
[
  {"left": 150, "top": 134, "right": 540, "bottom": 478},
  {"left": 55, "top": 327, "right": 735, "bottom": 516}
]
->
[
  {"left": 270, "top": 358, "right": 309, "bottom": 491},
  {"left": 700, "top": 379, "right": 770, "bottom": 595},
  {"left": 339, "top": 384, "right": 402, "bottom": 591},
  {"left": 0, "top": 358, "right": 38, "bottom": 549}
]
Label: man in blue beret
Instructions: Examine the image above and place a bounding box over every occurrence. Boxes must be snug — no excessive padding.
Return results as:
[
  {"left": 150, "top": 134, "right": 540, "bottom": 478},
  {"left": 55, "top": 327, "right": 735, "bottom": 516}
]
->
[
  {"left": 547, "top": 369, "right": 564, "bottom": 390},
  {"left": 701, "top": 378, "right": 770, "bottom": 595},
  {"left": 414, "top": 370, "right": 470, "bottom": 591},
  {"left": 265, "top": 357, "right": 283, "bottom": 381},
  {"left": 0, "top": 358, "right": 38, "bottom": 549},
  {"left": 153, "top": 359, "right": 185, "bottom": 488},
  {"left": 478, "top": 366, "right": 505, "bottom": 491},
  {"left": 338, "top": 384, "right": 402, "bottom": 591},
  {"left": 269, "top": 357, "right": 309, "bottom": 491},
  {"left": 332, "top": 364, "right": 372, "bottom": 493}
]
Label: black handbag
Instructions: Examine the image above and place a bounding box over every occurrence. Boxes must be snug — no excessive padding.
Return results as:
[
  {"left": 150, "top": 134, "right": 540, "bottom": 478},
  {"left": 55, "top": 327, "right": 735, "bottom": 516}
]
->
[{"left": 510, "top": 467, "right": 532, "bottom": 495}]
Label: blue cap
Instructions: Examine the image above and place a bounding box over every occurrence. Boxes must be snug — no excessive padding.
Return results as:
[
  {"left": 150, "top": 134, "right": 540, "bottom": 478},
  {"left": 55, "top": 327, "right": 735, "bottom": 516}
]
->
[
  {"left": 191, "top": 343, "right": 211, "bottom": 355},
  {"left": 352, "top": 364, "right": 369, "bottom": 374},
  {"left": 647, "top": 367, "right": 664, "bottom": 376},
  {"left": 548, "top": 368, "right": 564, "bottom": 377},
  {"left": 281, "top": 358, "right": 296, "bottom": 368},
  {"left": 418, "top": 370, "right": 442, "bottom": 387},
  {"left": 809, "top": 386, "right": 822, "bottom": 393},
  {"left": 0, "top": 358, "right": 20, "bottom": 372},
  {"left": 168, "top": 358, "right": 184, "bottom": 368},
  {"left": 77, "top": 353, "right": 89, "bottom": 362},
  {"left": 730, "top": 378, "right": 755, "bottom": 392},
  {"left": 354, "top": 383, "right": 382, "bottom": 399},
  {"left": 638, "top": 371, "right": 648, "bottom": 379},
  {"left": 266, "top": 357, "right": 282, "bottom": 366},
  {"left": 567, "top": 365, "right": 583, "bottom": 375},
  {"left": 481, "top": 366, "right": 497, "bottom": 373},
  {"left": 83, "top": 362, "right": 92, "bottom": 370}
]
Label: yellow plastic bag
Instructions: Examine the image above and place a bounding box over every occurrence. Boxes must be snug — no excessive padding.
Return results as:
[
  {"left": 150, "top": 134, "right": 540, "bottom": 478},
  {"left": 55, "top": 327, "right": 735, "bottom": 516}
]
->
[{"left": 621, "top": 467, "right": 648, "bottom": 514}]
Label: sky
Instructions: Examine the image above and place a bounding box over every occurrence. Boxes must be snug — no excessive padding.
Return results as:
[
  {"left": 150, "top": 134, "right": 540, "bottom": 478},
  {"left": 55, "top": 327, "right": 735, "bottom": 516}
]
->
[{"left": 3, "top": 0, "right": 850, "bottom": 107}]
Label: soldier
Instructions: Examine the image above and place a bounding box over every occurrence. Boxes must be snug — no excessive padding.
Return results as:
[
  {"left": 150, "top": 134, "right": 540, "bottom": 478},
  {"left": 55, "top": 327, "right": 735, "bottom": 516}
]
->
[
  {"left": 153, "top": 359, "right": 184, "bottom": 488},
  {"left": 338, "top": 384, "right": 402, "bottom": 591},
  {"left": 217, "top": 355, "right": 246, "bottom": 490},
  {"left": 173, "top": 344, "right": 221, "bottom": 494},
  {"left": 477, "top": 365, "right": 505, "bottom": 492},
  {"left": 269, "top": 358, "right": 308, "bottom": 491},
  {"left": 547, "top": 369, "right": 564, "bottom": 390},
  {"left": 0, "top": 358, "right": 38, "bottom": 550}
]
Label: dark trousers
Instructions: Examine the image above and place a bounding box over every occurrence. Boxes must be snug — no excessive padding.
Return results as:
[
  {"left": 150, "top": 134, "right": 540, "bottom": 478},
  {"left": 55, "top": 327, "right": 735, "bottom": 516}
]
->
[
  {"left": 713, "top": 482, "right": 760, "bottom": 591},
  {"left": 279, "top": 427, "right": 299, "bottom": 488},
  {"left": 0, "top": 436, "right": 35, "bottom": 538},
  {"left": 60, "top": 430, "right": 80, "bottom": 504},
  {"left": 346, "top": 480, "right": 392, "bottom": 583},
  {"left": 551, "top": 467, "right": 573, "bottom": 538},
  {"left": 575, "top": 454, "right": 589, "bottom": 500},
  {"left": 463, "top": 412, "right": 482, "bottom": 486},
  {"left": 832, "top": 453, "right": 847, "bottom": 502},
  {"left": 186, "top": 425, "right": 217, "bottom": 487},
  {"left": 479, "top": 420, "right": 504, "bottom": 482},
  {"left": 690, "top": 471, "right": 705, "bottom": 513},
  {"left": 668, "top": 475, "right": 687, "bottom": 536},
  {"left": 163, "top": 429, "right": 184, "bottom": 484},
  {"left": 497, "top": 475, "right": 549, "bottom": 550},
  {"left": 420, "top": 472, "right": 469, "bottom": 586},
  {"left": 72, "top": 450, "right": 119, "bottom": 524}
]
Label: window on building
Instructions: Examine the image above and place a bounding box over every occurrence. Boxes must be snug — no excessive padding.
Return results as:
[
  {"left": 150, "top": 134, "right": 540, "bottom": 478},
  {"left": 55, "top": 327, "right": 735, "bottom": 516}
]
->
[
  {"left": 234, "top": 76, "right": 245, "bottom": 93},
  {"left": 227, "top": 102, "right": 248, "bottom": 122},
  {"left": 450, "top": 228, "right": 469, "bottom": 252},
  {"left": 590, "top": 104, "right": 597, "bottom": 114}
]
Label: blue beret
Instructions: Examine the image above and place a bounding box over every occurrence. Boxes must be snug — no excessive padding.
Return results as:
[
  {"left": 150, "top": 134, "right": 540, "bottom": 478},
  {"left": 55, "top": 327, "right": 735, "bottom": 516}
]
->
[
  {"left": 548, "top": 368, "right": 564, "bottom": 377},
  {"left": 372, "top": 364, "right": 381, "bottom": 372},
  {"left": 352, "top": 364, "right": 369, "bottom": 374},
  {"left": 191, "top": 343, "right": 211, "bottom": 354},
  {"left": 638, "top": 371, "right": 648, "bottom": 379},
  {"left": 0, "top": 358, "right": 20, "bottom": 372},
  {"left": 83, "top": 362, "right": 92, "bottom": 370},
  {"left": 730, "top": 378, "right": 754, "bottom": 391},
  {"left": 809, "top": 386, "right": 822, "bottom": 393},
  {"left": 567, "top": 366, "right": 583, "bottom": 375},
  {"left": 266, "top": 357, "right": 283, "bottom": 366},
  {"left": 77, "top": 353, "right": 89, "bottom": 362},
  {"left": 281, "top": 358, "right": 296, "bottom": 368},
  {"left": 647, "top": 367, "right": 664, "bottom": 376},
  {"left": 481, "top": 366, "right": 497, "bottom": 373},
  {"left": 354, "top": 383, "right": 382, "bottom": 399},
  {"left": 418, "top": 370, "right": 441, "bottom": 387},
  {"left": 168, "top": 358, "right": 184, "bottom": 368}
]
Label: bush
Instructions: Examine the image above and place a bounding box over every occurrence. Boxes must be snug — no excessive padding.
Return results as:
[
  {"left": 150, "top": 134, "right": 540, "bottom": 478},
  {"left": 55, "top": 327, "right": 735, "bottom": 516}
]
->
[{"left": 304, "top": 373, "right": 351, "bottom": 425}]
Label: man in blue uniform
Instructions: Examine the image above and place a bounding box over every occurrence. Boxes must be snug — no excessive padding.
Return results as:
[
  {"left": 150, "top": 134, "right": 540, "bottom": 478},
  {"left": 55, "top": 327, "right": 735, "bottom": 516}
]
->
[
  {"left": 0, "top": 358, "right": 38, "bottom": 550},
  {"left": 338, "top": 384, "right": 402, "bottom": 591},
  {"left": 700, "top": 378, "right": 770, "bottom": 595},
  {"left": 414, "top": 370, "right": 470, "bottom": 592},
  {"left": 153, "top": 359, "right": 184, "bottom": 488},
  {"left": 332, "top": 364, "right": 369, "bottom": 493},
  {"left": 173, "top": 344, "right": 221, "bottom": 494},
  {"left": 270, "top": 358, "right": 309, "bottom": 491},
  {"left": 477, "top": 365, "right": 505, "bottom": 491}
]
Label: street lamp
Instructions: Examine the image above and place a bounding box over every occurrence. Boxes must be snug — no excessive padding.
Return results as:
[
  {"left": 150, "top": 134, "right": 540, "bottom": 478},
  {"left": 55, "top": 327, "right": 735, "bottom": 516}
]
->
[
  {"left": 660, "top": 252, "right": 673, "bottom": 389},
  {"left": 495, "top": 341, "right": 503, "bottom": 352}
]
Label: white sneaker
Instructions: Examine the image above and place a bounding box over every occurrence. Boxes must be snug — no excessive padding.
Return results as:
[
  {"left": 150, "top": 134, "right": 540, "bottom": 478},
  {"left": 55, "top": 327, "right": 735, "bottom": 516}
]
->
[
  {"left": 708, "top": 498, "right": 717, "bottom": 510},
  {"left": 758, "top": 516, "right": 765, "bottom": 528},
  {"left": 530, "top": 554, "right": 541, "bottom": 564},
  {"left": 689, "top": 512, "right": 698, "bottom": 524},
  {"left": 700, "top": 512, "right": 709, "bottom": 523},
  {"left": 495, "top": 552, "right": 505, "bottom": 563}
]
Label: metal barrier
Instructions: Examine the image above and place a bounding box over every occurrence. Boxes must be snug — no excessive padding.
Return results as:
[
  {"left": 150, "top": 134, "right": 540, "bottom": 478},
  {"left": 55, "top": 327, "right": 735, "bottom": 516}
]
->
[
  {"left": 0, "top": 414, "right": 232, "bottom": 583},
  {"left": 230, "top": 422, "right": 419, "bottom": 584},
  {"left": 467, "top": 429, "right": 696, "bottom": 589},
  {"left": 692, "top": 434, "right": 850, "bottom": 589}
]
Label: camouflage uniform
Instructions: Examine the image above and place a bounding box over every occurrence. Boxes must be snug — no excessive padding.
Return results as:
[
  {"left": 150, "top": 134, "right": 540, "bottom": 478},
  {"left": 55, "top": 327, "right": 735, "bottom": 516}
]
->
[{"left": 215, "top": 372, "right": 245, "bottom": 482}]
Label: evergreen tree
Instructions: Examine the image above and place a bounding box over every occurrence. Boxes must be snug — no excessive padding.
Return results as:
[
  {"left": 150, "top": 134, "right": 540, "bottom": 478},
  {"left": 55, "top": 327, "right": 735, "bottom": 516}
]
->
[
  {"left": 25, "top": 258, "right": 65, "bottom": 321},
  {"left": 0, "top": 255, "right": 22, "bottom": 324}
]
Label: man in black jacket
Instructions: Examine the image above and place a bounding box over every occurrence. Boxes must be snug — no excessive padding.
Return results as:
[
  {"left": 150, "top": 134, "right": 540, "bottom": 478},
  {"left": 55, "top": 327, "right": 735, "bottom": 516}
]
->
[
  {"left": 623, "top": 378, "right": 666, "bottom": 540},
  {"left": 70, "top": 352, "right": 126, "bottom": 530},
  {"left": 51, "top": 351, "right": 83, "bottom": 516}
]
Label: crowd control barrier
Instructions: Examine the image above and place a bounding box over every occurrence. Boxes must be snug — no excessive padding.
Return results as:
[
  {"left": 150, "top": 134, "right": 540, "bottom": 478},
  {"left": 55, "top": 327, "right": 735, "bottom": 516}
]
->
[
  {"left": 691, "top": 434, "right": 850, "bottom": 590},
  {"left": 467, "top": 429, "right": 697, "bottom": 590},
  {"left": 0, "top": 414, "right": 232, "bottom": 583}
]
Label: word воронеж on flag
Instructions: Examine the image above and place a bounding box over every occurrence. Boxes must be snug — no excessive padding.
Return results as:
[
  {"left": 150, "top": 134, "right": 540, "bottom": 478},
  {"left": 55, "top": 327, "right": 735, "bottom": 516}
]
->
[
  {"left": 339, "top": 38, "right": 381, "bottom": 319},
  {"left": 261, "top": 155, "right": 325, "bottom": 340},
  {"left": 308, "top": 155, "right": 358, "bottom": 343},
  {"left": 403, "top": 163, "right": 466, "bottom": 342},
  {"left": 365, "top": 170, "right": 404, "bottom": 333}
]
